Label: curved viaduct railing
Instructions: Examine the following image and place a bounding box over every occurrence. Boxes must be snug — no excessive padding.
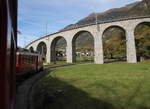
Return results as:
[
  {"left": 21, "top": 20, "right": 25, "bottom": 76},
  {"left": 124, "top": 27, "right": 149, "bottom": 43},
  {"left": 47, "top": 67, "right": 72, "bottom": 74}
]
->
[{"left": 25, "top": 15, "right": 150, "bottom": 48}]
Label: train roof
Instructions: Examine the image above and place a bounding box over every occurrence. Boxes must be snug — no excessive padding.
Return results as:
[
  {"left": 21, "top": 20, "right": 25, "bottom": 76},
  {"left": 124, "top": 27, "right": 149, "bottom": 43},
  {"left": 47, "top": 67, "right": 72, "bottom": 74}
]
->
[
  {"left": 16, "top": 51, "right": 42, "bottom": 56},
  {"left": 17, "top": 47, "right": 42, "bottom": 56}
]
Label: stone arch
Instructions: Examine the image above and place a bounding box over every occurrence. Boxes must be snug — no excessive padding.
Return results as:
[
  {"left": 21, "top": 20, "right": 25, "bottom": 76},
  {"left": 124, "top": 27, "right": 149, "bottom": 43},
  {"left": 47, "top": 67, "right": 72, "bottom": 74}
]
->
[
  {"left": 36, "top": 41, "right": 47, "bottom": 56},
  {"left": 102, "top": 25, "right": 126, "bottom": 36},
  {"left": 29, "top": 46, "right": 34, "bottom": 52},
  {"left": 102, "top": 25, "right": 126, "bottom": 62},
  {"left": 72, "top": 30, "right": 94, "bottom": 63},
  {"left": 134, "top": 21, "right": 150, "bottom": 61},
  {"left": 50, "top": 36, "right": 67, "bottom": 63}
]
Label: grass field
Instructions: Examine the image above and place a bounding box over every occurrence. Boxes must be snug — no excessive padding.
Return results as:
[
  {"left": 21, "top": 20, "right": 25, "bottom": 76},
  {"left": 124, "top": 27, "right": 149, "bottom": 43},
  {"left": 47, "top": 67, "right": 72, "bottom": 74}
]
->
[
  {"left": 76, "top": 56, "right": 94, "bottom": 63},
  {"left": 33, "top": 61, "right": 150, "bottom": 109}
]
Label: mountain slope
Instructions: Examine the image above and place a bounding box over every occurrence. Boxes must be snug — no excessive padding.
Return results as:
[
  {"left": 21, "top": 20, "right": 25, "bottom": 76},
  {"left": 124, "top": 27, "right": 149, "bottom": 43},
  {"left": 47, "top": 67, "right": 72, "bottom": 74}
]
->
[
  {"left": 126, "top": 0, "right": 150, "bottom": 16},
  {"left": 62, "top": 0, "right": 149, "bottom": 30},
  {"left": 57, "top": 0, "right": 150, "bottom": 59}
]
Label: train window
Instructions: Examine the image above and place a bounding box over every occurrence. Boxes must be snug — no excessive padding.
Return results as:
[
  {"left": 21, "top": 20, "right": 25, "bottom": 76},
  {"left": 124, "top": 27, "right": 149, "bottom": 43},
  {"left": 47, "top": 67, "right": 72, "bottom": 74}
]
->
[
  {"left": 33, "top": 57, "right": 35, "bottom": 63},
  {"left": 32, "top": 56, "right": 35, "bottom": 63},
  {"left": 28, "top": 56, "right": 30, "bottom": 64},
  {"left": 22, "top": 55, "right": 29, "bottom": 64},
  {"left": 22, "top": 56, "right": 26, "bottom": 64},
  {"left": 27, "top": 56, "right": 30, "bottom": 64},
  {"left": 29, "top": 56, "right": 33, "bottom": 64},
  {"left": 30, "top": 56, "right": 32, "bottom": 64},
  {"left": 21, "top": 56, "right": 24, "bottom": 64},
  {"left": 28, "top": 57, "right": 30, "bottom": 63},
  {"left": 27, "top": 56, "right": 29, "bottom": 63},
  {"left": 24, "top": 56, "right": 27, "bottom": 64},
  {"left": 32, "top": 56, "right": 34, "bottom": 63},
  {"left": 31, "top": 56, "right": 33, "bottom": 63}
]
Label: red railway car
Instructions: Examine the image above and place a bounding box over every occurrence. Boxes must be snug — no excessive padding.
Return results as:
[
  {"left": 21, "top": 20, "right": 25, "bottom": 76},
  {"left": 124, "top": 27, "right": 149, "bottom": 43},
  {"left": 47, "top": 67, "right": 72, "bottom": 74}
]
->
[
  {"left": 0, "top": 0, "right": 17, "bottom": 109},
  {"left": 16, "top": 51, "right": 44, "bottom": 77}
]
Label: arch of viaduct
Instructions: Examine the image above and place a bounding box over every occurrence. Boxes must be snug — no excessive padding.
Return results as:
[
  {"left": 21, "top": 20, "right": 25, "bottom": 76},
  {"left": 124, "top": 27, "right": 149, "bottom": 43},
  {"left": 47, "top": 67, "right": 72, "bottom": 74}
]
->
[{"left": 26, "top": 16, "right": 150, "bottom": 64}]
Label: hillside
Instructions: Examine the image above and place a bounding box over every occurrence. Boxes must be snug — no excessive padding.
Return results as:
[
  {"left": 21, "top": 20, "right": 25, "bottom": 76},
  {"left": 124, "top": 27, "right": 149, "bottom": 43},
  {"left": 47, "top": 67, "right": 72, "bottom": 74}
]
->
[
  {"left": 57, "top": 0, "right": 150, "bottom": 59},
  {"left": 126, "top": 0, "right": 150, "bottom": 16},
  {"left": 62, "top": 0, "right": 150, "bottom": 30}
]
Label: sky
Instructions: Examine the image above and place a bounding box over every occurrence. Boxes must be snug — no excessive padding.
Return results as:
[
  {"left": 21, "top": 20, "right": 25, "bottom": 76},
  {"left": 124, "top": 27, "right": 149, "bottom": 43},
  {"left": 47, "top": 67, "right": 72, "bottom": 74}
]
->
[{"left": 18, "top": 0, "right": 141, "bottom": 47}]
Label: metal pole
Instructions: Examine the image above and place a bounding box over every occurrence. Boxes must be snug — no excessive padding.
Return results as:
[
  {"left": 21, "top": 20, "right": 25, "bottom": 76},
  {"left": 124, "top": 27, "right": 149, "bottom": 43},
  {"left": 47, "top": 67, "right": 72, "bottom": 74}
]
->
[
  {"left": 46, "top": 22, "right": 49, "bottom": 40},
  {"left": 95, "top": 13, "right": 100, "bottom": 31},
  {"left": 95, "top": 13, "right": 98, "bottom": 25}
]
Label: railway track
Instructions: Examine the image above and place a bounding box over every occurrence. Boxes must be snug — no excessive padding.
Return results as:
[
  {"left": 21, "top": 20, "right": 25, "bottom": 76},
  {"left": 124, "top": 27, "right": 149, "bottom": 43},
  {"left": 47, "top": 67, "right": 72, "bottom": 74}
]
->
[{"left": 16, "top": 64, "right": 75, "bottom": 109}]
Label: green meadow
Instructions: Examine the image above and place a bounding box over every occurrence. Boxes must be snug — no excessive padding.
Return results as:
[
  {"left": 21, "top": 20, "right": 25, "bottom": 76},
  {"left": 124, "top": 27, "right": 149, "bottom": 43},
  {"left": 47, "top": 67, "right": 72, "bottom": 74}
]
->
[{"left": 34, "top": 61, "right": 150, "bottom": 109}]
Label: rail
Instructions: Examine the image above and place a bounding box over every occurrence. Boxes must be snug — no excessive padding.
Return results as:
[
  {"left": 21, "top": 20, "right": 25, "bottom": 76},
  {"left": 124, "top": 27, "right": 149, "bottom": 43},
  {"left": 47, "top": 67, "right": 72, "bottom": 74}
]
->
[{"left": 25, "top": 15, "right": 150, "bottom": 48}]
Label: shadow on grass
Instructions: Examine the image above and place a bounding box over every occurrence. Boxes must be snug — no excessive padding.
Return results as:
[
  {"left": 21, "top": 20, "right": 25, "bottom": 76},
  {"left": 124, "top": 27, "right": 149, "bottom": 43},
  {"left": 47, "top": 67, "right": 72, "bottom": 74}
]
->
[
  {"left": 104, "top": 59, "right": 126, "bottom": 63},
  {"left": 32, "top": 77, "right": 114, "bottom": 109}
]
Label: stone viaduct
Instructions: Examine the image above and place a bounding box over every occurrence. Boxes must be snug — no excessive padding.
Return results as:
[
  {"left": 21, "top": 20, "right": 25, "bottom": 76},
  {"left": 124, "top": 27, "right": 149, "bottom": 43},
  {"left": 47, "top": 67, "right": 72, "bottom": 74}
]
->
[{"left": 25, "top": 16, "right": 150, "bottom": 64}]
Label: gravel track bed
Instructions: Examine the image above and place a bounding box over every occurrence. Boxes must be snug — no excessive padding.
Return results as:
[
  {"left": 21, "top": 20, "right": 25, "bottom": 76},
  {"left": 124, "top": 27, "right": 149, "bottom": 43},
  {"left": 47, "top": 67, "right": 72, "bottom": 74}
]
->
[{"left": 15, "top": 64, "right": 75, "bottom": 109}]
